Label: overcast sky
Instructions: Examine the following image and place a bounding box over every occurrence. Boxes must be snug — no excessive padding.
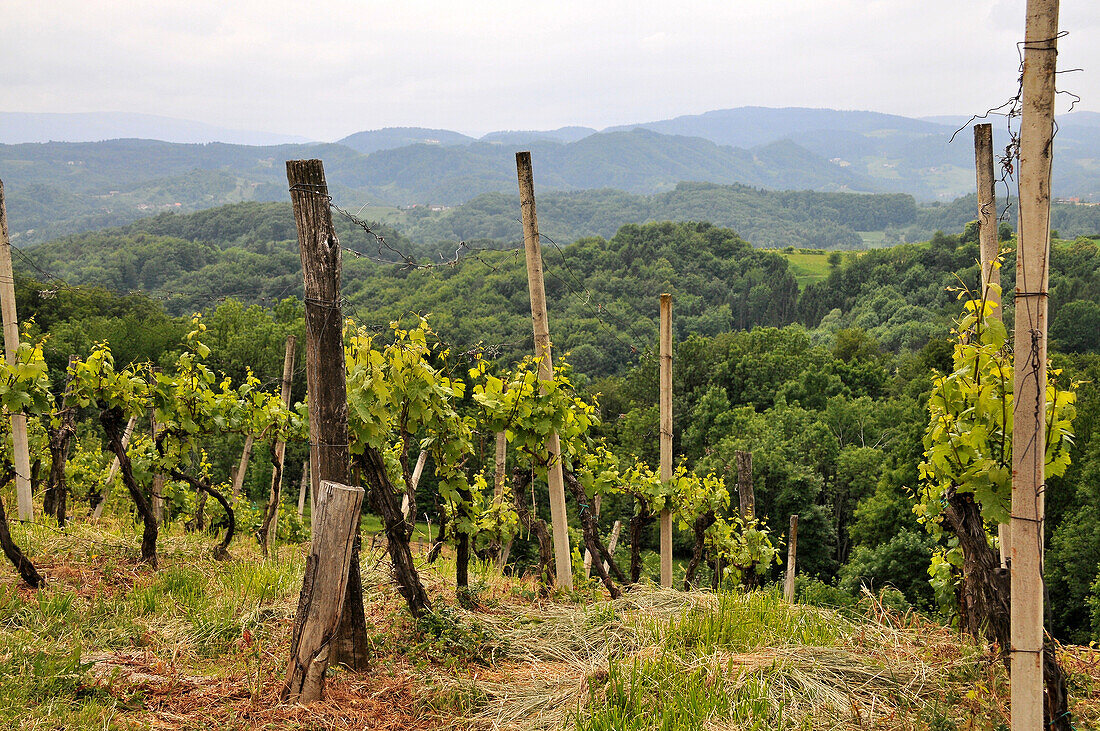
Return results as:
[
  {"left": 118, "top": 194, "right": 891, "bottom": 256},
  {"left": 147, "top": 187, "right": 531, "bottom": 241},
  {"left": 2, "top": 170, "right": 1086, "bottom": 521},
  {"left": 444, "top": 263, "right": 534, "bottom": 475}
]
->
[{"left": 1, "top": 1, "right": 1096, "bottom": 140}]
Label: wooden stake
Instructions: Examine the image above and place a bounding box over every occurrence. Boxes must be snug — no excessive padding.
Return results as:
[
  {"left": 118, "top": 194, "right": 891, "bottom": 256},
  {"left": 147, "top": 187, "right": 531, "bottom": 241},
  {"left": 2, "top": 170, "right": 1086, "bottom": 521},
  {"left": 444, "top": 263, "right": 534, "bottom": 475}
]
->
[
  {"left": 516, "top": 151, "right": 572, "bottom": 590},
  {"left": 975, "top": 122, "right": 1010, "bottom": 570},
  {"left": 736, "top": 451, "right": 754, "bottom": 520},
  {"left": 401, "top": 450, "right": 428, "bottom": 518},
  {"left": 281, "top": 480, "right": 364, "bottom": 703},
  {"left": 604, "top": 519, "right": 622, "bottom": 575},
  {"left": 232, "top": 435, "right": 254, "bottom": 498},
  {"left": 784, "top": 515, "right": 798, "bottom": 603},
  {"left": 261, "top": 335, "right": 296, "bottom": 556},
  {"left": 659, "top": 293, "right": 673, "bottom": 588},
  {"left": 287, "top": 158, "right": 368, "bottom": 672},
  {"left": 494, "top": 427, "right": 514, "bottom": 566},
  {"left": 0, "top": 179, "right": 33, "bottom": 522},
  {"left": 583, "top": 493, "right": 603, "bottom": 578},
  {"left": 297, "top": 462, "right": 309, "bottom": 519},
  {"left": 92, "top": 414, "right": 137, "bottom": 521},
  {"left": 1012, "top": 2, "right": 1059, "bottom": 727}
]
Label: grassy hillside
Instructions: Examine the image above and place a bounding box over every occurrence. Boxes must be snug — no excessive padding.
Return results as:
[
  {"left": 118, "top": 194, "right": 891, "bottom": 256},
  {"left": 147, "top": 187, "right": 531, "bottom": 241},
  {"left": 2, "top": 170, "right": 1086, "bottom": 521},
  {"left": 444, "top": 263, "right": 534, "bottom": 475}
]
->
[
  {"left": 770, "top": 249, "right": 835, "bottom": 289},
  {"left": 6, "top": 518, "right": 1098, "bottom": 730}
]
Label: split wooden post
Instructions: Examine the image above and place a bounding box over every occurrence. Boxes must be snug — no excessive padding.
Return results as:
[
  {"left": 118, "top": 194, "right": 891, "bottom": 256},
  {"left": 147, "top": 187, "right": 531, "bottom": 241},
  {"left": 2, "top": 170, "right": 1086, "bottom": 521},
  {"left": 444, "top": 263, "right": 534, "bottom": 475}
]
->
[
  {"left": 1012, "top": 1, "right": 1059, "bottom": 727},
  {"left": 92, "top": 414, "right": 137, "bottom": 521},
  {"left": 400, "top": 450, "right": 428, "bottom": 519},
  {"left": 232, "top": 435, "right": 254, "bottom": 498},
  {"left": 974, "top": 123, "right": 1003, "bottom": 314},
  {"left": 975, "top": 123, "right": 1010, "bottom": 570},
  {"left": 516, "top": 151, "right": 572, "bottom": 590},
  {"left": 281, "top": 480, "right": 364, "bottom": 703},
  {"left": 287, "top": 158, "right": 368, "bottom": 672},
  {"left": 297, "top": 462, "right": 309, "bottom": 519},
  {"left": 659, "top": 293, "right": 673, "bottom": 588},
  {"left": 784, "top": 515, "right": 798, "bottom": 603},
  {"left": 736, "top": 451, "right": 754, "bottom": 520},
  {"left": 0, "top": 179, "right": 33, "bottom": 522},
  {"left": 261, "top": 335, "right": 296, "bottom": 556}
]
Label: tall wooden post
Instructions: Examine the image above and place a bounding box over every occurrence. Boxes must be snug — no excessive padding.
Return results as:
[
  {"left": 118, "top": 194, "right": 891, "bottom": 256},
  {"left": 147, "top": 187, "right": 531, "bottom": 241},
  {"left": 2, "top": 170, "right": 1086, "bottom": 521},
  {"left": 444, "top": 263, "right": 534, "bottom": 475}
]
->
[
  {"left": 287, "top": 158, "right": 368, "bottom": 674},
  {"left": 736, "top": 451, "right": 755, "bottom": 520},
  {"left": 516, "top": 151, "right": 572, "bottom": 590},
  {"left": 1012, "top": 1, "right": 1059, "bottom": 727},
  {"left": 281, "top": 480, "right": 364, "bottom": 703},
  {"left": 974, "top": 124, "right": 1002, "bottom": 314},
  {"left": 659, "top": 293, "right": 673, "bottom": 588},
  {"left": 91, "top": 414, "right": 137, "bottom": 521},
  {"left": 784, "top": 515, "right": 798, "bottom": 603},
  {"left": 262, "top": 335, "right": 296, "bottom": 556},
  {"left": 975, "top": 123, "right": 1010, "bottom": 570},
  {"left": 0, "top": 179, "right": 33, "bottom": 522}
]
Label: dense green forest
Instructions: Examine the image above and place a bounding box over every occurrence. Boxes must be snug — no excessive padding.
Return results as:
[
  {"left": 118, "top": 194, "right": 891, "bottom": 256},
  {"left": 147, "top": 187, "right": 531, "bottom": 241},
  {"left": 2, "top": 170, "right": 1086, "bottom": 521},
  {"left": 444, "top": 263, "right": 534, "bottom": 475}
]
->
[{"left": 11, "top": 199, "right": 1100, "bottom": 643}]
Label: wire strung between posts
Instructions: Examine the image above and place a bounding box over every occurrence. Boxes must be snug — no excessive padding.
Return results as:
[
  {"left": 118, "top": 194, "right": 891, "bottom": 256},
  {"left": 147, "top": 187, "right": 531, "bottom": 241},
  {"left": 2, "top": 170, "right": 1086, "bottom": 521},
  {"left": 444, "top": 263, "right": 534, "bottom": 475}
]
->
[{"left": 328, "top": 199, "right": 513, "bottom": 272}]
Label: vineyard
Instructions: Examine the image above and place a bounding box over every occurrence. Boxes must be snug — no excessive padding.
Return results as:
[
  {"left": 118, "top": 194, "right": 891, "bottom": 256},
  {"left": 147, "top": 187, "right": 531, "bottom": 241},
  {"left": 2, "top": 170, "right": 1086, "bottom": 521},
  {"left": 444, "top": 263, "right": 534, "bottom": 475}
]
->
[{"left": 3, "top": 4, "right": 1100, "bottom": 728}]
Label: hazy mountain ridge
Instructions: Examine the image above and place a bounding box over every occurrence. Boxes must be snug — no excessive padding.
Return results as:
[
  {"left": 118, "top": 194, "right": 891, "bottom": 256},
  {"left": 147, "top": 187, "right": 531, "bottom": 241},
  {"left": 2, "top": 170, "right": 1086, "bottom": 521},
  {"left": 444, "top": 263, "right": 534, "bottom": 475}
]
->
[
  {"left": 2, "top": 107, "right": 1098, "bottom": 246},
  {"left": 0, "top": 112, "right": 312, "bottom": 146}
]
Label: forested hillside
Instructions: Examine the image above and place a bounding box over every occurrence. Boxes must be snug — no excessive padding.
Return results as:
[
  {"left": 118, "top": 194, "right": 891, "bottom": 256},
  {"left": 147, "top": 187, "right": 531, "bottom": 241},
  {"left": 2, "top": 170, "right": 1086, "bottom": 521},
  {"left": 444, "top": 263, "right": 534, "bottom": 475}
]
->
[
  {"left": 404, "top": 185, "right": 1100, "bottom": 250},
  {"left": 11, "top": 202, "right": 1100, "bottom": 646}
]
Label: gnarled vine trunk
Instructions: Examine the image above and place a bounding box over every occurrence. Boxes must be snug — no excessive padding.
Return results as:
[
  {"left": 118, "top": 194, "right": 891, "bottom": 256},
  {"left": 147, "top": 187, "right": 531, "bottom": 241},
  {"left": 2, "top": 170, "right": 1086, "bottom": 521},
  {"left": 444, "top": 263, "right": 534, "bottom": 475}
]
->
[
  {"left": 100, "top": 406, "right": 158, "bottom": 566},
  {"left": 512, "top": 468, "right": 554, "bottom": 589},
  {"left": 257, "top": 446, "right": 283, "bottom": 556},
  {"left": 683, "top": 510, "right": 716, "bottom": 589},
  {"left": 170, "top": 470, "right": 234, "bottom": 560},
  {"left": 943, "top": 489, "right": 1069, "bottom": 730},
  {"left": 563, "top": 470, "right": 624, "bottom": 598},
  {"left": 0, "top": 467, "right": 44, "bottom": 587},
  {"left": 629, "top": 501, "right": 654, "bottom": 584},
  {"left": 357, "top": 447, "right": 432, "bottom": 618}
]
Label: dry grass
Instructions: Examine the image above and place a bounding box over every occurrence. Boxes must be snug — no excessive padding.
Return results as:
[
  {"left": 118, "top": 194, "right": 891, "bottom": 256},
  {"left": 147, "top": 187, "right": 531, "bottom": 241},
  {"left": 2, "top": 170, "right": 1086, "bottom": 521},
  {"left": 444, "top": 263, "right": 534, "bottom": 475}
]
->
[{"left": 1, "top": 517, "right": 1098, "bottom": 730}]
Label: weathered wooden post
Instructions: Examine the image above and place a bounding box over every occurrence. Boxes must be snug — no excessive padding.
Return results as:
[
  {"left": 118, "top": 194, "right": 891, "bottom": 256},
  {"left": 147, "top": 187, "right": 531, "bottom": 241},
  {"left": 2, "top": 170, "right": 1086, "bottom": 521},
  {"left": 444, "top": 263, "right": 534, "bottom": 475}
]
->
[
  {"left": 91, "top": 414, "right": 137, "bottom": 521},
  {"left": 736, "top": 451, "right": 754, "bottom": 519},
  {"left": 281, "top": 479, "right": 364, "bottom": 703},
  {"left": 297, "top": 462, "right": 309, "bottom": 519},
  {"left": 0, "top": 179, "right": 33, "bottom": 522},
  {"left": 975, "top": 122, "right": 1010, "bottom": 570},
  {"left": 232, "top": 435, "right": 254, "bottom": 498},
  {"left": 784, "top": 515, "right": 798, "bottom": 603},
  {"left": 495, "top": 425, "right": 513, "bottom": 566},
  {"left": 659, "top": 293, "right": 674, "bottom": 588},
  {"left": 516, "top": 151, "right": 572, "bottom": 590},
  {"left": 260, "top": 335, "right": 296, "bottom": 556},
  {"left": 287, "top": 158, "right": 369, "bottom": 672},
  {"left": 1012, "top": 1, "right": 1060, "bottom": 728}
]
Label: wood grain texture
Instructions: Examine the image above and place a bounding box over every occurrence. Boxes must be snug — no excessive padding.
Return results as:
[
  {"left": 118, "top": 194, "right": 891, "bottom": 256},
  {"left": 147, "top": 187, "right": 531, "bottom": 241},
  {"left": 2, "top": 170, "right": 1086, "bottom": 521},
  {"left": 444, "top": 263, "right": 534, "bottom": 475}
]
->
[
  {"left": 659, "top": 293, "right": 673, "bottom": 588},
  {"left": 282, "top": 480, "right": 364, "bottom": 703},
  {"left": 516, "top": 151, "right": 572, "bottom": 590}
]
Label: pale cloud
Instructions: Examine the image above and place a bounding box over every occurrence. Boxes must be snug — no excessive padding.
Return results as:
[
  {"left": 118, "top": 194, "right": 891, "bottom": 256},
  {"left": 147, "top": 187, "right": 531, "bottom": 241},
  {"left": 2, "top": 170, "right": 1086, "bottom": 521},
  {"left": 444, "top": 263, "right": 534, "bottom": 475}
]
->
[{"left": 0, "top": 0, "right": 1093, "bottom": 140}]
